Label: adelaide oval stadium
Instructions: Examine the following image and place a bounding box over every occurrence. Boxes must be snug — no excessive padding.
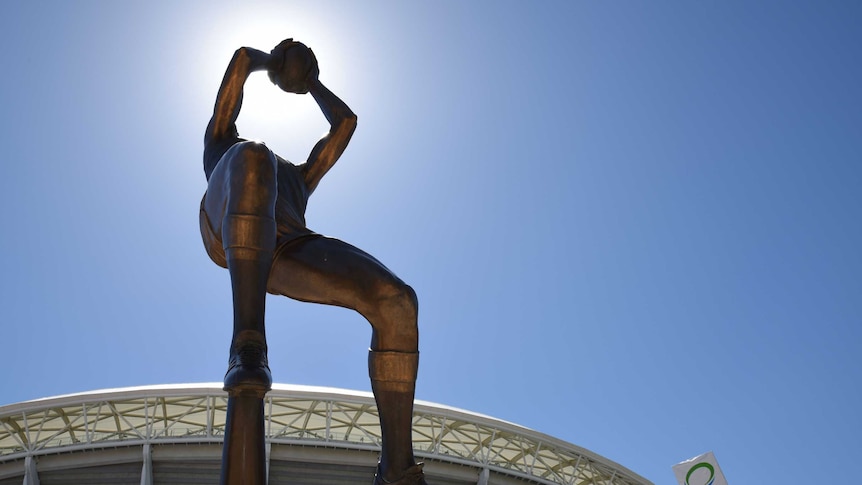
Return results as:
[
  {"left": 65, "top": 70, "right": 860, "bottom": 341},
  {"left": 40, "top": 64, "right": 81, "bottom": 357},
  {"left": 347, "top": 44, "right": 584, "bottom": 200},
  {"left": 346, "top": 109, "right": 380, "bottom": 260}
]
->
[{"left": 0, "top": 384, "right": 652, "bottom": 485}]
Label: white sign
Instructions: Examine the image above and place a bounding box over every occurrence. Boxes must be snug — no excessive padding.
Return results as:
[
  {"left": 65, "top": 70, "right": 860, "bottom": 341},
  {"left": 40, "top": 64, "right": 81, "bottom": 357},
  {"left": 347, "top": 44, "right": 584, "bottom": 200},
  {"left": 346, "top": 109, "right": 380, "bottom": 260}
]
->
[{"left": 672, "top": 451, "right": 728, "bottom": 485}]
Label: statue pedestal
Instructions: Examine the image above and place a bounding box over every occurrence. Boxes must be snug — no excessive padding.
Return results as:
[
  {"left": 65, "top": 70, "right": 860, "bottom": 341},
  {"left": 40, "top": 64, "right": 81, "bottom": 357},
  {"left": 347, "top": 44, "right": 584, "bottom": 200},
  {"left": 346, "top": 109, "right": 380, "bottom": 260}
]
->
[{"left": 220, "top": 389, "right": 268, "bottom": 485}]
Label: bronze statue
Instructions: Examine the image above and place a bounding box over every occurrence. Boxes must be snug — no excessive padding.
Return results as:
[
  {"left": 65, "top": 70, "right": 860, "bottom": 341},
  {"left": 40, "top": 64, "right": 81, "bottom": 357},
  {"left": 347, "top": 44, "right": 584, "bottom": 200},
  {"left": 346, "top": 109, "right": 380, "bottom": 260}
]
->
[{"left": 201, "top": 39, "right": 426, "bottom": 485}]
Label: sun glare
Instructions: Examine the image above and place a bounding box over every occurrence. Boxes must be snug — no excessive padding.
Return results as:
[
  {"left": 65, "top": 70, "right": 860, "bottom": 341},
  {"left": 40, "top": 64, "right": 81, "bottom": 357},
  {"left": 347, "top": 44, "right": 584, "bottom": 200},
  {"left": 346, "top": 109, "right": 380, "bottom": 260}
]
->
[
  {"left": 196, "top": 5, "right": 351, "bottom": 164},
  {"left": 187, "top": 2, "right": 373, "bottom": 204},
  {"left": 239, "top": 76, "right": 328, "bottom": 164}
]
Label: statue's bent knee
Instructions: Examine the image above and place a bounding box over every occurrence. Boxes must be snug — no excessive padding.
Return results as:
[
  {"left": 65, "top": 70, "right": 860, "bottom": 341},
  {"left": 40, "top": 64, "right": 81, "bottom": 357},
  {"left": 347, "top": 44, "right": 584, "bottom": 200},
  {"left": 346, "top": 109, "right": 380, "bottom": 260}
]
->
[
  {"left": 228, "top": 140, "right": 274, "bottom": 161},
  {"left": 382, "top": 282, "right": 418, "bottom": 320},
  {"left": 402, "top": 284, "right": 419, "bottom": 315},
  {"left": 369, "top": 281, "right": 419, "bottom": 347},
  {"left": 222, "top": 141, "right": 278, "bottom": 217},
  {"left": 225, "top": 141, "right": 278, "bottom": 183}
]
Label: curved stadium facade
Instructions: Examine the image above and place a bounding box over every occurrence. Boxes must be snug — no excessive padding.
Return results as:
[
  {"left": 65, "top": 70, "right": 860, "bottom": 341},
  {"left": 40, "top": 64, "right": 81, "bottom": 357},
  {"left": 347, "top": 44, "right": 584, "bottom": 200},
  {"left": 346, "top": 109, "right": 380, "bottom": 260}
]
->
[{"left": 0, "top": 384, "right": 651, "bottom": 485}]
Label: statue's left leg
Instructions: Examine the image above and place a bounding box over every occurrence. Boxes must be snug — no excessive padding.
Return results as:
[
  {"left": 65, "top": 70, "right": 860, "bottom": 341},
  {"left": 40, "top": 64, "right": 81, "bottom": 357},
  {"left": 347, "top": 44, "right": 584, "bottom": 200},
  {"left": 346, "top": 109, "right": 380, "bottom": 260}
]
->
[
  {"left": 203, "top": 141, "right": 279, "bottom": 392},
  {"left": 267, "top": 236, "right": 426, "bottom": 484},
  {"left": 368, "top": 350, "right": 426, "bottom": 485}
]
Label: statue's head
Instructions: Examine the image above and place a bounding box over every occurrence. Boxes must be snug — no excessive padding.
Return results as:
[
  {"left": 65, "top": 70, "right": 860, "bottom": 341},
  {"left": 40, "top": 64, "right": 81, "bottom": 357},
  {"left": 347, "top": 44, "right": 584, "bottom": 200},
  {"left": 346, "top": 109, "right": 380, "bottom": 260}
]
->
[{"left": 269, "top": 40, "right": 316, "bottom": 94}]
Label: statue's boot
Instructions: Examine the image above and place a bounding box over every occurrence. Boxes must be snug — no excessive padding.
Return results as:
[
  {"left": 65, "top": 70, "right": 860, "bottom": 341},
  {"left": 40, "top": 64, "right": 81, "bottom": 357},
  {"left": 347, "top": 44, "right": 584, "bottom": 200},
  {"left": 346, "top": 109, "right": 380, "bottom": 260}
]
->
[
  {"left": 369, "top": 351, "right": 426, "bottom": 484},
  {"left": 222, "top": 214, "right": 276, "bottom": 394},
  {"left": 224, "top": 331, "right": 272, "bottom": 393},
  {"left": 373, "top": 462, "right": 428, "bottom": 485}
]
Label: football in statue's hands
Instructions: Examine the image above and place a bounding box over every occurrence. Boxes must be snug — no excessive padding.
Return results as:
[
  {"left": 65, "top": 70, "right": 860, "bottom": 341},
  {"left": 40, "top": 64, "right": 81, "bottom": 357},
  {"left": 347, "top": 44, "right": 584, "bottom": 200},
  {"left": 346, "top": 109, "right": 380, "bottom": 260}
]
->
[{"left": 270, "top": 42, "right": 315, "bottom": 94}]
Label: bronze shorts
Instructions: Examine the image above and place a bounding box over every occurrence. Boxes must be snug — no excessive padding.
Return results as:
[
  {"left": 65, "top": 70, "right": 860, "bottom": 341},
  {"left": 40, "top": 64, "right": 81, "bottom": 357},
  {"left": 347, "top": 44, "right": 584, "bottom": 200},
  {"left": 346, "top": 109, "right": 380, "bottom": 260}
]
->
[{"left": 199, "top": 195, "right": 318, "bottom": 269}]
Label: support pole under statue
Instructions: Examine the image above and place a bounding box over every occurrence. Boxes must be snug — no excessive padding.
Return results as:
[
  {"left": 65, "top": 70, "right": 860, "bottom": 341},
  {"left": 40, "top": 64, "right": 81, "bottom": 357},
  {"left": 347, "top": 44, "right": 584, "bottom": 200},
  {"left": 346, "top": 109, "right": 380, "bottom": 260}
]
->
[{"left": 220, "top": 388, "right": 268, "bottom": 485}]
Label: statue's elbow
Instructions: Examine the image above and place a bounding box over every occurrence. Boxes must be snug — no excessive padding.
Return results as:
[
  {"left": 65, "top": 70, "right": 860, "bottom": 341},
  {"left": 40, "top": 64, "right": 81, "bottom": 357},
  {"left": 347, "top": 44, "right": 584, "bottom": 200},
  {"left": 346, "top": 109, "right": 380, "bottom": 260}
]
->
[
  {"left": 345, "top": 109, "right": 357, "bottom": 125},
  {"left": 234, "top": 47, "right": 253, "bottom": 61},
  {"left": 342, "top": 112, "right": 358, "bottom": 134}
]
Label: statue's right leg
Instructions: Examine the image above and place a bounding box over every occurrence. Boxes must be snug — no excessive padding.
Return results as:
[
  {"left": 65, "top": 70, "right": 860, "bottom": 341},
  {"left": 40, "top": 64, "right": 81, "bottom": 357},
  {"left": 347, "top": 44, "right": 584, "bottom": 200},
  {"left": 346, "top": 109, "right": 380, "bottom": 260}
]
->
[
  {"left": 267, "top": 237, "right": 424, "bottom": 484},
  {"left": 203, "top": 141, "right": 278, "bottom": 392}
]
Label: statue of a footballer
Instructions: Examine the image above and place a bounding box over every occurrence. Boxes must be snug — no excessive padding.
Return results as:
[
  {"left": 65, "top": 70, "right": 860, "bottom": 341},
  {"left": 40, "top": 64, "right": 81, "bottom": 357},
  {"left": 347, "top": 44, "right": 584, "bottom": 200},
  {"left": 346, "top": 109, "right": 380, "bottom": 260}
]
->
[{"left": 200, "top": 39, "right": 427, "bottom": 484}]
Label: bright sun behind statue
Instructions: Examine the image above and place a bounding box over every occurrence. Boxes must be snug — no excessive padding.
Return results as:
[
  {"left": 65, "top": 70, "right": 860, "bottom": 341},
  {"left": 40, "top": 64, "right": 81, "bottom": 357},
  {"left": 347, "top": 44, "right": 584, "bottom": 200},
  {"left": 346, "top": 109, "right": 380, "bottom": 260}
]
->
[{"left": 199, "top": 9, "right": 349, "bottom": 164}]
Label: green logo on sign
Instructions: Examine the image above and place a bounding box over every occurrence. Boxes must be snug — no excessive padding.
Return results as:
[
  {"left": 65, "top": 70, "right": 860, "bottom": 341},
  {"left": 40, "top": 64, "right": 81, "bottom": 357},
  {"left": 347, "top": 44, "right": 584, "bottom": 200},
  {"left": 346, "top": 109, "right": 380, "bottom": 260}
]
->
[{"left": 685, "top": 462, "right": 715, "bottom": 485}]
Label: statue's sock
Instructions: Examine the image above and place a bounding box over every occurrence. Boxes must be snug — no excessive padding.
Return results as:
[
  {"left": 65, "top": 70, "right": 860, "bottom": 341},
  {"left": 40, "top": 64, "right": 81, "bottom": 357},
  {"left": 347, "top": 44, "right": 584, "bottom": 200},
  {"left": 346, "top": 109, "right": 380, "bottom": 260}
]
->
[
  {"left": 222, "top": 214, "right": 276, "bottom": 392},
  {"left": 369, "top": 350, "right": 420, "bottom": 480},
  {"left": 222, "top": 214, "right": 276, "bottom": 339}
]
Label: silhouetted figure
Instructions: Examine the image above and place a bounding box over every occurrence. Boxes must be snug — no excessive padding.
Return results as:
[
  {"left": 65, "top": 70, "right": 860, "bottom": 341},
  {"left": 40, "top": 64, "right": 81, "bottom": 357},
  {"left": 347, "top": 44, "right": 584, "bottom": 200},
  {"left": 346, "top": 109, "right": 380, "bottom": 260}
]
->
[{"left": 200, "top": 39, "right": 426, "bottom": 484}]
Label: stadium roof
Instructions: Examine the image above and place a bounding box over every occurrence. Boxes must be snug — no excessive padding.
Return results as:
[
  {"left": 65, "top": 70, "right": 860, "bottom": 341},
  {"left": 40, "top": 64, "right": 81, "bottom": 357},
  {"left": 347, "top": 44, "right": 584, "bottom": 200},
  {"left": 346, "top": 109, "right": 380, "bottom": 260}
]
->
[{"left": 0, "top": 384, "right": 652, "bottom": 485}]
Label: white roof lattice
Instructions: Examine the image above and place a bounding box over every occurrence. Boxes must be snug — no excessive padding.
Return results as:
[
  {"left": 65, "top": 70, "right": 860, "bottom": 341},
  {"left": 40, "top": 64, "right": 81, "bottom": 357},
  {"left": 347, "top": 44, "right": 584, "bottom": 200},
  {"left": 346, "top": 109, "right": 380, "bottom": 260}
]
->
[{"left": 0, "top": 384, "right": 652, "bottom": 485}]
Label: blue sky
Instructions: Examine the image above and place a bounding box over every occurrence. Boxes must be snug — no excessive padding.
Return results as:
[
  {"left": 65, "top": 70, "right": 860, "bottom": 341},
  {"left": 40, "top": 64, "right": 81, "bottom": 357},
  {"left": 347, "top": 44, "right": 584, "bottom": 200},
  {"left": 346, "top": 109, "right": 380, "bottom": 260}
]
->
[{"left": 1, "top": 1, "right": 860, "bottom": 483}]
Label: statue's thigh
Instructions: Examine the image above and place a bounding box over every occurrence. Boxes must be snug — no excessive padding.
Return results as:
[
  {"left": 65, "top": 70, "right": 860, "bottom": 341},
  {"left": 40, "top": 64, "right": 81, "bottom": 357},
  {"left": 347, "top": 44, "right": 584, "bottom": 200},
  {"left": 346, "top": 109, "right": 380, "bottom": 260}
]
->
[
  {"left": 201, "top": 156, "right": 236, "bottom": 236},
  {"left": 203, "top": 142, "right": 278, "bottom": 233},
  {"left": 268, "top": 236, "right": 404, "bottom": 311}
]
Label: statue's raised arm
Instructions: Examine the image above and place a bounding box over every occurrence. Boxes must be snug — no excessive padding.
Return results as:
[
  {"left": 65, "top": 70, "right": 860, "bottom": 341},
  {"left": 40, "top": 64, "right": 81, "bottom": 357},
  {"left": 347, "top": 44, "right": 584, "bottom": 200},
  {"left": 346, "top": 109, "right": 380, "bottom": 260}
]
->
[
  {"left": 204, "top": 47, "right": 275, "bottom": 172},
  {"left": 303, "top": 78, "right": 357, "bottom": 194},
  {"left": 267, "top": 41, "right": 357, "bottom": 194}
]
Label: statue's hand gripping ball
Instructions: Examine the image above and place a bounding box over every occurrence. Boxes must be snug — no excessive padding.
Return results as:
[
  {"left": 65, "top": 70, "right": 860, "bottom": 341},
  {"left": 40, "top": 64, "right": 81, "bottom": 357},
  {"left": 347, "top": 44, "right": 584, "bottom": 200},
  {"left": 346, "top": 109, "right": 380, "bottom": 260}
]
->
[{"left": 268, "top": 40, "right": 316, "bottom": 94}]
